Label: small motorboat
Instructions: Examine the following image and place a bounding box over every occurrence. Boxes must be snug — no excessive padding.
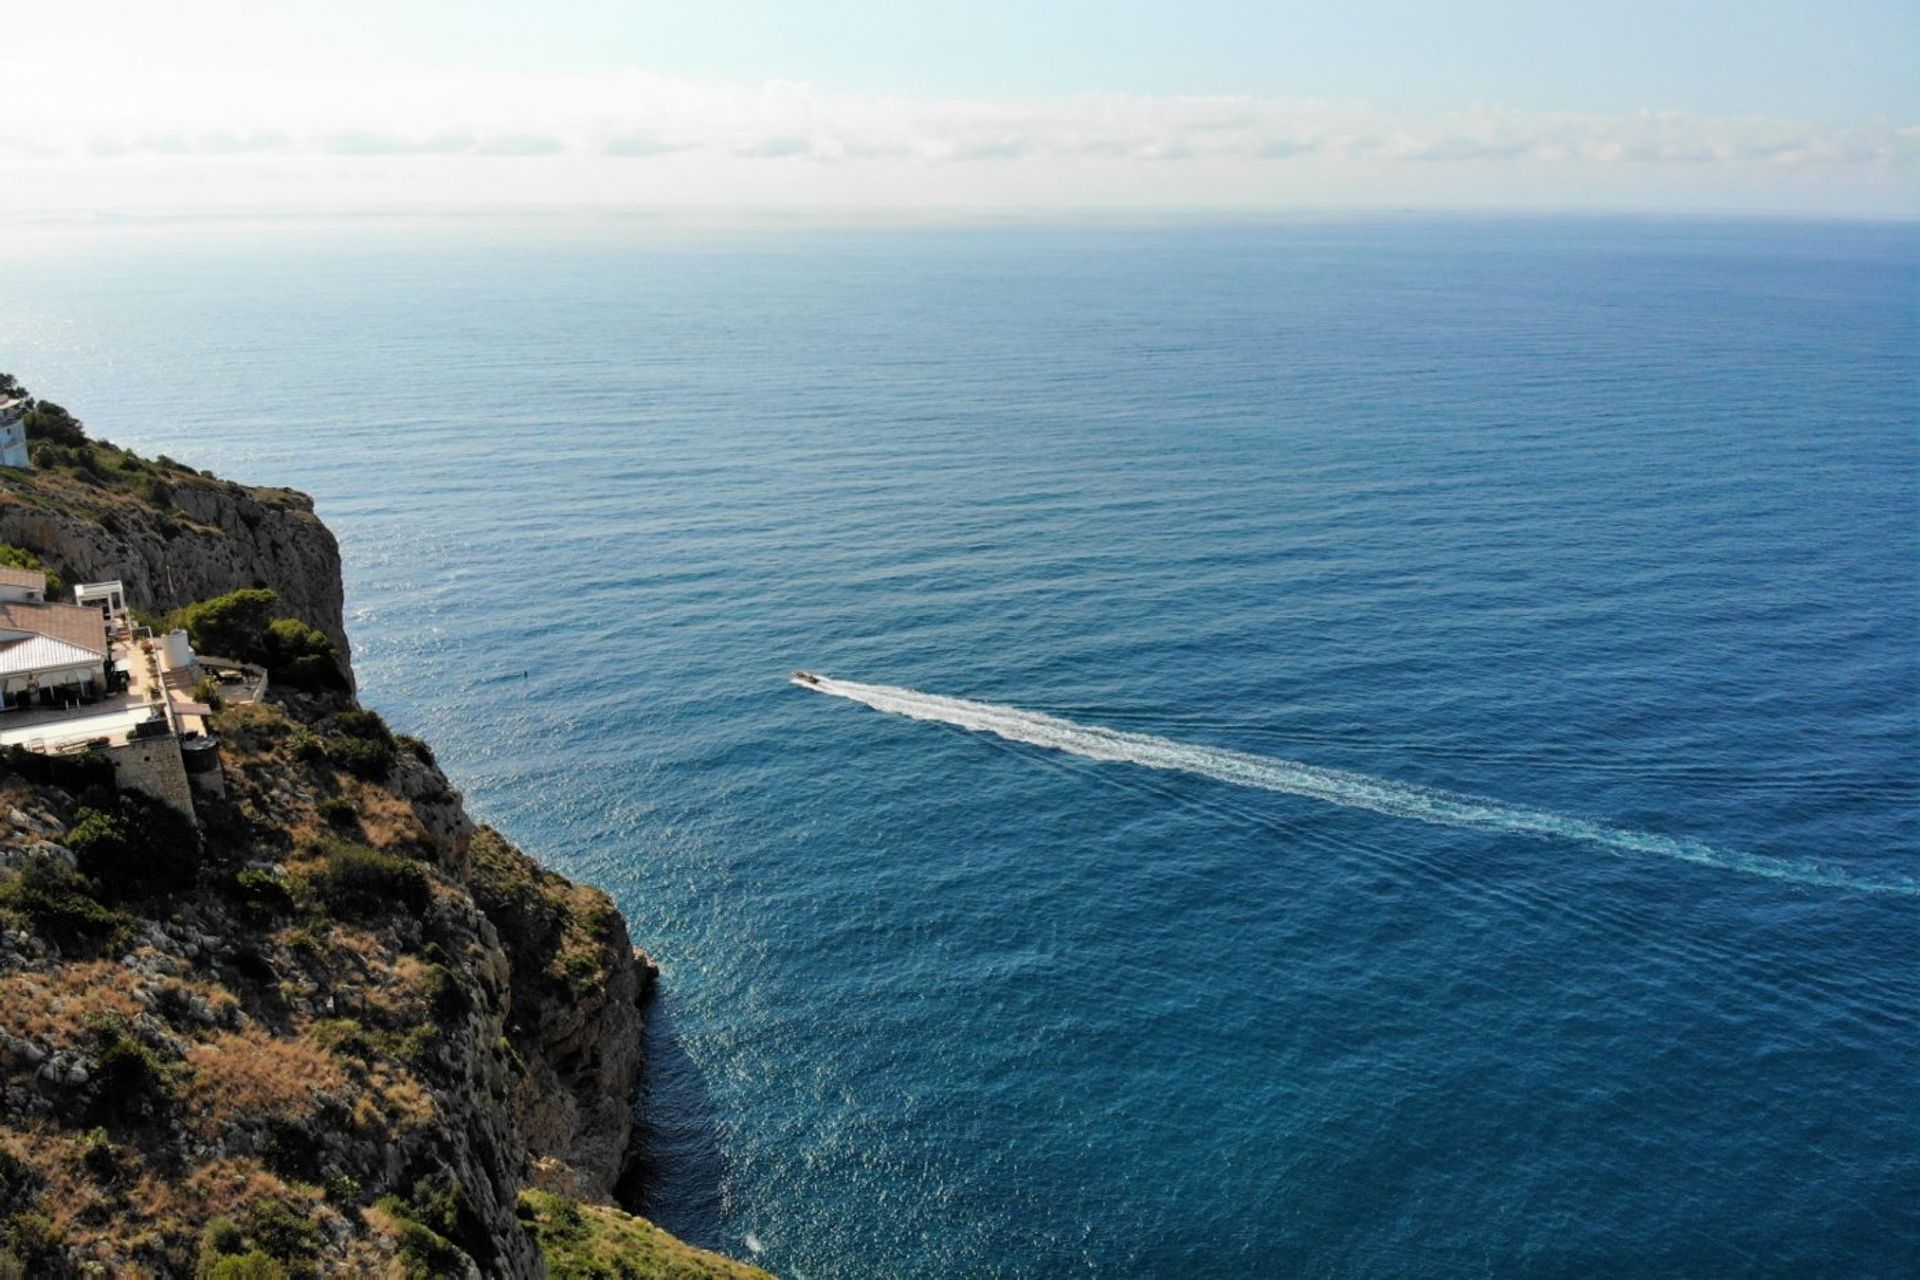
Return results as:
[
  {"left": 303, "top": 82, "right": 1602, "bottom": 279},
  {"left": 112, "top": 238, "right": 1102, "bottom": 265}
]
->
[{"left": 792, "top": 670, "right": 823, "bottom": 686}]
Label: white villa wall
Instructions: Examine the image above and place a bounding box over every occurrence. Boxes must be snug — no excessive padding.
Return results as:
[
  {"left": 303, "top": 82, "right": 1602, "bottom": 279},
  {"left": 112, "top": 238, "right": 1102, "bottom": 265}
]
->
[{"left": 0, "top": 408, "right": 26, "bottom": 469}]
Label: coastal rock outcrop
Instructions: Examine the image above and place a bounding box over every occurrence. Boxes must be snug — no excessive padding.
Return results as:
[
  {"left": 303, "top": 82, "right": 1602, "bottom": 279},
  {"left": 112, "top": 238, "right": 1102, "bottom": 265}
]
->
[
  {"left": 0, "top": 456, "right": 351, "bottom": 673},
  {"left": 0, "top": 410, "right": 762, "bottom": 1276}
]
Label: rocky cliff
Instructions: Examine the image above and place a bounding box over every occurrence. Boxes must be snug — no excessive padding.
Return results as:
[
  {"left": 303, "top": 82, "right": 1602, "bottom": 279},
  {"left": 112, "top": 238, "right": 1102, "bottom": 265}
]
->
[
  {"left": 0, "top": 392, "right": 764, "bottom": 1278},
  {"left": 0, "top": 449, "right": 351, "bottom": 675}
]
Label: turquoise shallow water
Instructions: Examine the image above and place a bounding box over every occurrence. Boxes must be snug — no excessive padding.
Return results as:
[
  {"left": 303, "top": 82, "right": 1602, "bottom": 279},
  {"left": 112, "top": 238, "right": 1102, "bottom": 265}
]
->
[{"left": 2, "top": 215, "right": 1916, "bottom": 1277}]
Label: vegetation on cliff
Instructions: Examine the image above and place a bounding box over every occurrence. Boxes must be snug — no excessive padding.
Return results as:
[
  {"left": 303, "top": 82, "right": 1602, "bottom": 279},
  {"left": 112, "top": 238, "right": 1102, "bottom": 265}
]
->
[
  {"left": 519, "top": 1190, "right": 768, "bottom": 1280},
  {"left": 169, "top": 588, "right": 347, "bottom": 691},
  {"left": 0, "top": 384, "right": 763, "bottom": 1277},
  {"left": 0, "top": 376, "right": 354, "bottom": 677}
]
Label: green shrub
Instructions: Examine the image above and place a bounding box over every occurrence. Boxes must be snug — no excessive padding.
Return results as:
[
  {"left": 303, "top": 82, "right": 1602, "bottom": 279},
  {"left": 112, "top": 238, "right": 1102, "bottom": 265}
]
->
[
  {"left": 2, "top": 1213, "right": 62, "bottom": 1273},
  {"left": 305, "top": 840, "right": 430, "bottom": 918},
  {"left": 191, "top": 675, "right": 226, "bottom": 710},
  {"left": 243, "top": 1196, "right": 319, "bottom": 1264},
  {"left": 393, "top": 1219, "right": 465, "bottom": 1279},
  {"left": 423, "top": 964, "right": 470, "bottom": 1020},
  {"left": 87, "top": 1017, "right": 172, "bottom": 1120},
  {"left": 322, "top": 734, "right": 391, "bottom": 780},
  {"left": 167, "top": 588, "right": 346, "bottom": 690},
  {"left": 261, "top": 619, "right": 345, "bottom": 692},
  {"left": 22, "top": 401, "right": 85, "bottom": 446},
  {"left": 379, "top": 1181, "right": 484, "bottom": 1278},
  {"left": 315, "top": 796, "right": 357, "bottom": 831},
  {"left": 321, "top": 711, "right": 395, "bottom": 780},
  {"left": 308, "top": 1018, "right": 382, "bottom": 1062},
  {"left": 172, "top": 589, "right": 278, "bottom": 661},
  {"left": 0, "top": 1145, "right": 38, "bottom": 1219},
  {"left": 232, "top": 868, "right": 295, "bottom": 918},
  {"left": 201, "top": 1250, "right": 289, "bottom": 1280},
  {"left": 195, "top": 1197, "right": 321, "bottom": 1276},
  {"left": 1, "top": 743, "right": 111, "bottom": 791},
  {"left": 76, "top": 1128, "right": 126, "bottom": 1183},
  {"left": 397, "top": 1025, "right": 436, "bottom": 1066},
  {"left": 200, "top": 1215, "right": 246, "bottom": 1259},
  {"left": 65, "top": 791, "right": 203, "bottom": 899},
  {"left": 0, "top": 546, "right": 59, "bottom": 599},
  {"left": 328, "top": 709, "right": 389, "bottom": 741},
  {"left": 395, "top": 735, "right": 436, "bottom": 768},
  {"left": 0, "top": 857, "right": 133, "bottom": 954}
]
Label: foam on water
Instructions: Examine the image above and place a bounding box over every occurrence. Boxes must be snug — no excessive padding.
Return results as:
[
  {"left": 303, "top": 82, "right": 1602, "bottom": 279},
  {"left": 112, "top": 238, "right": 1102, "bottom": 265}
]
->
[{"left": 800, "top": 676, "right": 1919, "bottom": 896}]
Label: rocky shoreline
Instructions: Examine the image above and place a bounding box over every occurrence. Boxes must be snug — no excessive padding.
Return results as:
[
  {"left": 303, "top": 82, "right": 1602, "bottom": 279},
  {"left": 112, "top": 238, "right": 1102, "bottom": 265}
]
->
[{"left": 0, "top": 386, "right": 762, "bottom": 1277}]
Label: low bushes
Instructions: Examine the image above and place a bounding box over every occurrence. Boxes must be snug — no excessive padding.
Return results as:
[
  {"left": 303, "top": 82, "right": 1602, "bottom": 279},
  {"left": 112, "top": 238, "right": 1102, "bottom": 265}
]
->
[
  {"left": 378, "top": 1181, "right": 488, "bottom": 1279},
  {"left": 315, "top": 796, "right": 357, "bottom": 832},
  {"left": 86, "top": 1016, "right": 174, "bottom": 1122},
  {"left": 170, "top": 588, "right": 347, "bottom": 692},
  {"left": 65, "top": 791, "right": 204, "bottom": 900},
  {"left": 191, "top": 675, "right": 226, "bottom": 710},
  {"left": 302, "top": 840, "right": 430, "bottom": 918},
  {"left": 21, "top": 401, "right": 86, "bottom": 447},
  {"left": 318, "top": 711, "right": 395, "bottom": 781},
  {"left": 0, "top": 858, "right": 134, "bottom": 955},
  {"left": 196, "top": 1196, "right": 321, "bottom": 1278},
  {"left": 261, "top": 619, "right": 346, "bottom": 693},
  {"left": 230, "top": 869, "right": 295, "bottom": 920},
  {"left": 394, "top": 735, "right": 435, "bottom": 768}
]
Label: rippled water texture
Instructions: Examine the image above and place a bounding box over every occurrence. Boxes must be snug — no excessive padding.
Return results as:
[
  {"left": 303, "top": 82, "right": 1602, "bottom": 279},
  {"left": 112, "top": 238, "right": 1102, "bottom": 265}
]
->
[{"left": 3, "top": 215, "right": 1916, "bottom": 1276}]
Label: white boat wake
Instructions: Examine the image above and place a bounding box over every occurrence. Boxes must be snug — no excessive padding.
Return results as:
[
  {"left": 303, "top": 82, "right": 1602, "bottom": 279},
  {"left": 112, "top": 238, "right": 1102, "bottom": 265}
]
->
[{"left": 795, "top": 674, "right": 1918, "bottom": 897}]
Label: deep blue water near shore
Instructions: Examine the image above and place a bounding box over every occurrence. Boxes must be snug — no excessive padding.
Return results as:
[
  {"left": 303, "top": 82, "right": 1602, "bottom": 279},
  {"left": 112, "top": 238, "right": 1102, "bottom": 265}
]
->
[{"left": 2, "top": 215, "right": 1916, "bottom": 1277}]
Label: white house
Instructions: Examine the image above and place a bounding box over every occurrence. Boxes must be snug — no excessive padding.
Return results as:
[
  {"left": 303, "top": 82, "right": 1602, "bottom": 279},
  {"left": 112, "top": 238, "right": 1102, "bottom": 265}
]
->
[
  {"left": 0, "top": 397, "right": 28, "bottom": 469},
  {"left": 0, "top": 567, "right": 44, "bottom": 606},
  {"left": 0, "top": 589, "right": 111, "bottom": 710}
]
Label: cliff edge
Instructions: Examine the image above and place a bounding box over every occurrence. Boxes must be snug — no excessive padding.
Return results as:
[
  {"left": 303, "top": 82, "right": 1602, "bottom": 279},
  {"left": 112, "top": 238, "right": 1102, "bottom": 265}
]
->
[{"left": 0, "top": 386, "right": 766, "bottom": 1278}]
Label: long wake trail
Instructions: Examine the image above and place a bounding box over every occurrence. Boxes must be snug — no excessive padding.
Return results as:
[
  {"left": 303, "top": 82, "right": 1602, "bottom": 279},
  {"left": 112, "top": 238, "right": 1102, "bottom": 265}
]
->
[{"left": 797, "top": 676, "right": 1918, "bottom": 897}]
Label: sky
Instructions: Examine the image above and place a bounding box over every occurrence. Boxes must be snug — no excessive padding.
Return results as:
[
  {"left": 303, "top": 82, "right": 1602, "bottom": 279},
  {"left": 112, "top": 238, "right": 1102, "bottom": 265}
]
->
[{"left": 3, "top": 0, "right": 1915, "bottom": 218}]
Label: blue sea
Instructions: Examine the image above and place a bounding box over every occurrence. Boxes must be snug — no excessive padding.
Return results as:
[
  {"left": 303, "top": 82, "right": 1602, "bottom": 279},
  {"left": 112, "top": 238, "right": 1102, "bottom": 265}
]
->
[{"left": 2, "top": 213, "right": 1916, "bottom": 1277}]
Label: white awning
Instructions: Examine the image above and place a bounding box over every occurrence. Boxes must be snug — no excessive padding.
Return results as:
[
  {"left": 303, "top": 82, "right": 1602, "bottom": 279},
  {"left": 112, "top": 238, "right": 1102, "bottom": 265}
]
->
[{"left": 0, "top": 635, "right": 104, "bottom": 680}]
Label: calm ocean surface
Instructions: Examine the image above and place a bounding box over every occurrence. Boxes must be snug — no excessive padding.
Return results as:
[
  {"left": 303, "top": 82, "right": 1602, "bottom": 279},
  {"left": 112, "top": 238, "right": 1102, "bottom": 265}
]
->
[{"left": 2, "top": 214, "right": 1915, "bottom": 1277}]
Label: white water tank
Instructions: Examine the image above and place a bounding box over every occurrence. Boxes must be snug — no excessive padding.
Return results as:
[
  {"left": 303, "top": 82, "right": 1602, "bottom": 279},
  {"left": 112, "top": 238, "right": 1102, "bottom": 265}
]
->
[{"left": 162, "top": 629, "right": 195, "bottom": 670}]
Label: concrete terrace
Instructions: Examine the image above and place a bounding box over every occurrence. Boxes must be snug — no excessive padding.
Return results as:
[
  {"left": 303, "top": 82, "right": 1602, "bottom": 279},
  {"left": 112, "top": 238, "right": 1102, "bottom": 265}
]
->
[{"left": 0, "top": 625, "right": 259, "bottom": 753}]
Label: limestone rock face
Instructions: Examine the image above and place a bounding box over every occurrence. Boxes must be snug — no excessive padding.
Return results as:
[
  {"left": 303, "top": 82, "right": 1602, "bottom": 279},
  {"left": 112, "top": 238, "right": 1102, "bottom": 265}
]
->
[
  {"left": 466, "top": 826, "right": 657, "bottom": 1201},
  {"left": 515, "top": 914, "right": 657, "bottom": 1196},
  {"left": 387, "top": 750, "right": 477, "bottom": 878},
  {"left": 0, "top": 478, "right": 351, "bottom": 677},
  {"left": 0, "top": 454, "right": 734, "bottom": 1276}
]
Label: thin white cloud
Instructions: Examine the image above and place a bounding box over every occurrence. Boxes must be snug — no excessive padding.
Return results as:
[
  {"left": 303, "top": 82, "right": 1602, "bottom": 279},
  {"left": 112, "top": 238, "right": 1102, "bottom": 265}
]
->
[{"left": 0, "top": 64, "right": 1912, "bottom": 214}]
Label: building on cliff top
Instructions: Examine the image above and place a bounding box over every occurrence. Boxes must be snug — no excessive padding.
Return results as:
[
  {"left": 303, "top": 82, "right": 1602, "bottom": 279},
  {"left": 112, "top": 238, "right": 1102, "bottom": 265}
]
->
[
  {"left": 0, "top": 579, "right": 234, "bottom": 817},
  {"left": 0, "top": 397, "right": 27, "bottom": 468},
  {"left": 0, "top": 595, "right": 110, "bottom": 706}
]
